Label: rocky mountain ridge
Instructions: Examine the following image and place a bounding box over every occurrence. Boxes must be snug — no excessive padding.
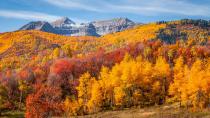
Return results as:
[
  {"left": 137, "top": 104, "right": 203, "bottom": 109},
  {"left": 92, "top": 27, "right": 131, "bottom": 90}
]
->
[{"left": 19, "top": 17, "right": 136, "bottom": 36}]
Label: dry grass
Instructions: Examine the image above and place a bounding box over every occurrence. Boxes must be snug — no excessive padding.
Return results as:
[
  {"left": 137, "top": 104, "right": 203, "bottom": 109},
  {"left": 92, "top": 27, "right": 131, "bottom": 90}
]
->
[
  {"left": 3, "top": 105, "right": 210, "bottom": 118},
  {"left": 74, "top": 104, "right": 210, "bottom": 118}
]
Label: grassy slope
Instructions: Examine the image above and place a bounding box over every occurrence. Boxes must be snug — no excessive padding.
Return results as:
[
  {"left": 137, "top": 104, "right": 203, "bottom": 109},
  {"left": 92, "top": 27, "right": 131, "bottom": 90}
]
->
[{"left": 0, "top": 111, "right": 24, "bottom": 118}]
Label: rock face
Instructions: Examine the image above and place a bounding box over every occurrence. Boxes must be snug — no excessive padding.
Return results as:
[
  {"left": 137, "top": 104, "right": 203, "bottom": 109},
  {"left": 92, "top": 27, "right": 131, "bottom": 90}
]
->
[
  {"left": 19, "top": 21, "right": 56, "bottom": 33},
  {"left": 51, "top": 17, "right": 76, "bottom": 28},
  {"left": 92, "top": 18, "right": 135, "bottom": 35},
  {"left": 19, "top": 17, "right": 136, "bottom": 36}
]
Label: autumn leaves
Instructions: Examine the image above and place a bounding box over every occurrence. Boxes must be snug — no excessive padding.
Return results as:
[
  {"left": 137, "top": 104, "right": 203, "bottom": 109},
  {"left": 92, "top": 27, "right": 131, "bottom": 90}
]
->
[
  {"left": 0, "top": 19, "right": 210, "bottom": 117},
  {"left": 63, "top": 55, "right": 169, "bottom": 115},
  {"left": 169, "top": 57, "right": 210, "bottom": 110}
]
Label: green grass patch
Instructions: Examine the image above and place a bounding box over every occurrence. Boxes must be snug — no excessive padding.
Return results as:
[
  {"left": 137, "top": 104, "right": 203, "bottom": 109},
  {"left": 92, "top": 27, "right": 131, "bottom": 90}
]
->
[{"left": 0, "top": 111, "right": 24, "bottom": 118}]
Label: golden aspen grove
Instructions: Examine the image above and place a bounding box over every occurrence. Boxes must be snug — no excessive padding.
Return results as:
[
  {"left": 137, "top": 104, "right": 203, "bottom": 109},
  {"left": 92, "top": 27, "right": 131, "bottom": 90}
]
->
[{"left": 0, "top": 19, "right": 210, "bottom": 117}]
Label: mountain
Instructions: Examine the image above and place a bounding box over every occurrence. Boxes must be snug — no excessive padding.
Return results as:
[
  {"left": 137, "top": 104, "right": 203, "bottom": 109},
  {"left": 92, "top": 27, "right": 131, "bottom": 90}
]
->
[
  {"left": 51, "top": 17, "right": 76, "bottom": 28},
  {"left": 71, "top": 23, "right": 100, "bottom": 36},
  {"left": 92, "top": 18, "right": 135, "bottom": 35},
  {"left": 19, "top": 21, "right": 56, "bottom": 33},
  {"left": 19, "top": 17, "right": 136, "bottom": 36}
]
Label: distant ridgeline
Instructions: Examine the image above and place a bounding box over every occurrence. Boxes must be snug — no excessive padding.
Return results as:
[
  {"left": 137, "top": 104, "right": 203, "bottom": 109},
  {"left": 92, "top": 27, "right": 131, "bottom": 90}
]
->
[
  {"left": 157, "top": 19, "right": 210, "bottom": 27},
  {"left": 155, "top": 19, "right": 210, "bottom": 44},
  {"left": 19, "top": 17, "right": 137, "bottom": 36}
]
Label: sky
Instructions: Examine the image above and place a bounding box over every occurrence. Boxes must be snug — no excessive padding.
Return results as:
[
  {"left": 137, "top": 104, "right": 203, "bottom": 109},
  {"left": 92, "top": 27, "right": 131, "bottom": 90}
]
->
[{"left": 0, "top": 0, "right": 210, "bottom": 33}]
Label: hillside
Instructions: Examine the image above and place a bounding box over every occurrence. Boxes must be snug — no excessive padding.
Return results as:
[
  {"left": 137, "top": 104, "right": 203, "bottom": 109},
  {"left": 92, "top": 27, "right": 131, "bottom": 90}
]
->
[
  {"left": 0, "top": 19, "right": 210, "bottom": 118},
  {"left": 0, "top": 23, "right": 163, "bottom": 55},
  {"left": 0, "top": 30, "right": 98, "bottom": 57},
  {"left": 0, "top": 30, "right": 99, "bottom": 68},
  {"left": 0, "top": 22, "right": 166, "bottom": 69}
]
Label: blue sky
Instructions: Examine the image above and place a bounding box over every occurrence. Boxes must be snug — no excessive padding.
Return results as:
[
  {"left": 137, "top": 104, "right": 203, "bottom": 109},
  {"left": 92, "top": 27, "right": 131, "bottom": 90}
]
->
[{"left": 0, "top": 0, "right": 210, "bottom": 33}]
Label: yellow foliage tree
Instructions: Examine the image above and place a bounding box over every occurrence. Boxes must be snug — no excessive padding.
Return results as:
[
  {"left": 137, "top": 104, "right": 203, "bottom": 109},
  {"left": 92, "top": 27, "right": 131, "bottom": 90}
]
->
[
  {"left": 169, "top": 56, "right": 186, "bottom": 106},
  {"left": 184, "top": 59, "right": 210, "bottom": 110},
  {"left": 62, "top": 44, "right": 72, "bottom": 58},
  {"left": 77, "top": 72, "right": 95, "bottom": 114},
  {"left": 52, "top": 48, "right": 60, "bottom": 59},
  {"left": 87, "top": 79, "right": 103, "bottom": 113},
  {"left": 64, "top": 97, "right": 80, "bottom": 116},
  {"left": 153, "top": 56, "right": 171, "bottom": 103}
]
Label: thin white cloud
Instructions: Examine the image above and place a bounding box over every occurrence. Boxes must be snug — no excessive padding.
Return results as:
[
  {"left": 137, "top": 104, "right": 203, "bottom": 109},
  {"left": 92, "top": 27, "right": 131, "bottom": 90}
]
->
[
  {"left": 0, "top": 10, "right": 61, "bottom": 22},
  {"left": 42, "top": 0, "right": 210, "bottom": 16},
  {"left": 146, "top": 0, "right": 210, "bottom": 16},
  {"left": 103, "top": 0, "right": 210, "bottom": 16},
  {"left": 105, "top": 1, "right": 210, "bottom": 16},
  {"left": 43, "top": 0, "right": 104, "bottom": 12}
]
